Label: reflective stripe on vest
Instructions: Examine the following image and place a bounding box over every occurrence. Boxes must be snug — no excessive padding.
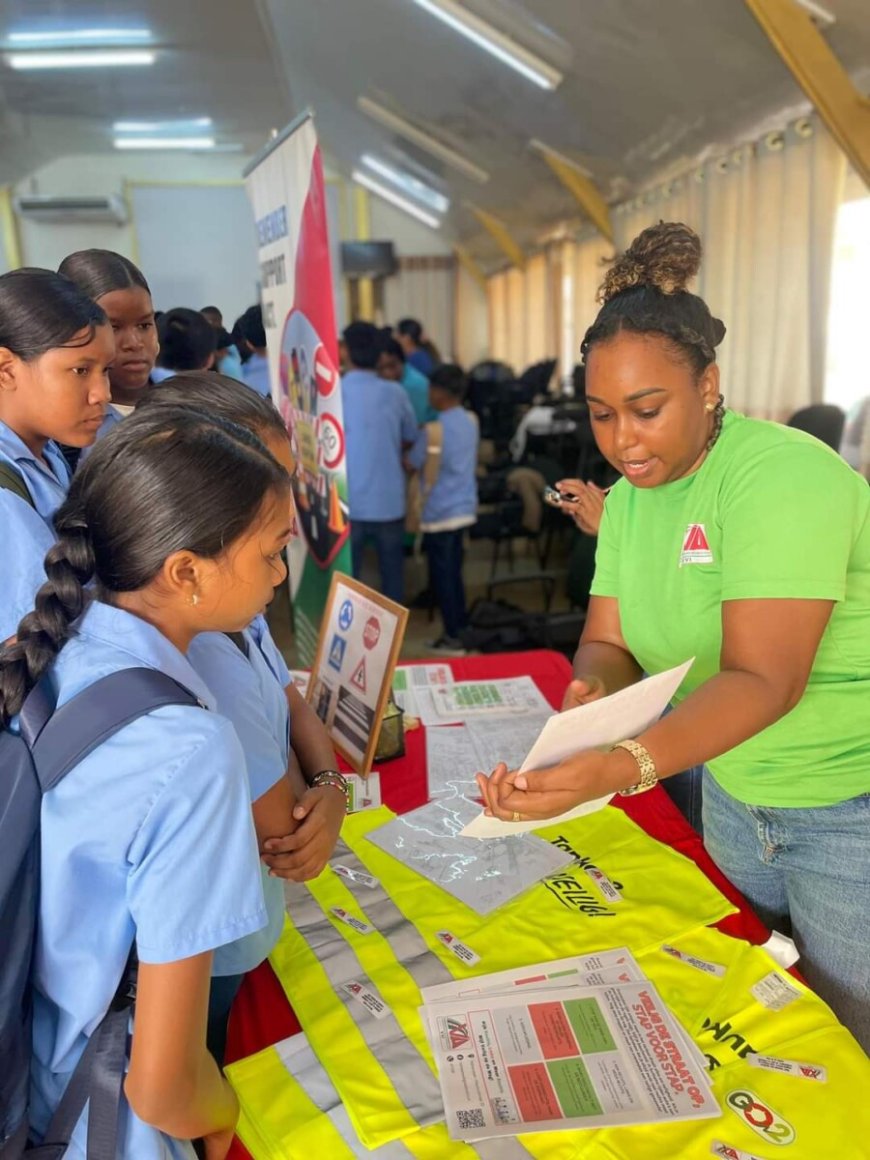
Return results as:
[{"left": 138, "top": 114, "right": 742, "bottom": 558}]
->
[{"left": 268, "top": 805, "right": 734, "bottom": 1151}]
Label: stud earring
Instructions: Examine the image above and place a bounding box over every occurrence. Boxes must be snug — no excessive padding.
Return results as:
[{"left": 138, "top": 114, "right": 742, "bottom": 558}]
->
[
  {"left": 705, "top": 402, "right": 715, "bottom": 412},
  {"left": 189, "top": 593, "right": 199, "bottom": 607}
]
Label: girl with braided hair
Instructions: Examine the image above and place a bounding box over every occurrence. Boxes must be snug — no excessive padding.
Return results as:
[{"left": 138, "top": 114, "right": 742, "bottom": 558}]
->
[
  {"left": 0, "top": 268, "right": 113, "bottom": 640},
  {"left": 479, "top": 222, "right": 870, "bottom": 1050},
  {"left": 0, "top": 408, "right": 297, "bottom": 1157}
]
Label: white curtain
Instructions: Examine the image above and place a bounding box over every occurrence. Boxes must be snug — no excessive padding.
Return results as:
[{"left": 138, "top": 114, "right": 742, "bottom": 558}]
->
[
  {"left": 612, "top": 117, "right": 846, "bottom": 419},
  {"left": 383, "top": 256, "right": 455, "bottom": 362},
  {"left": 454, "top": 263, "right": 489, "bottom": 371}
]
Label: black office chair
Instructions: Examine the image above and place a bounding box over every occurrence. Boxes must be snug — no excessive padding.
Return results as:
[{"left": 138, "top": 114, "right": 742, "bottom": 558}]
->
[{"left": 786, "top": 403, "right": 845, "bottom": 451}]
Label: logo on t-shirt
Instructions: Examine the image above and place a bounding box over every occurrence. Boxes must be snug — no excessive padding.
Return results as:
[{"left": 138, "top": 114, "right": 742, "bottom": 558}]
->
[{"left": 680, "top": 523, "right": 714, "bottom": 566}]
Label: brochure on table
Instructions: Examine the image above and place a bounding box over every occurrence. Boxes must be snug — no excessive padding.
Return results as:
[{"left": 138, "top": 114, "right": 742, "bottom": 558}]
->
[
  {"left": 462, "top": 659, "right": 694, "bottom": 838},
  {"left": 307, "top": 573, "right": 408, "bottom": 773},
  {"left": 420, "top": 949, "right": 719, "bottom": 1142}
]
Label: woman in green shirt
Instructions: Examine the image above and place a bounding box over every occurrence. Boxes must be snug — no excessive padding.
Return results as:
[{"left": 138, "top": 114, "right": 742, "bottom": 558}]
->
[{"left": 479, "top": 222, "right": 870, "bottom": 1051}]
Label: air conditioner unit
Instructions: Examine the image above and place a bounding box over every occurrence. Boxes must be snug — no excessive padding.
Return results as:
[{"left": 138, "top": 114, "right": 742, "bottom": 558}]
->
[{"left": 13, "top": 194, "right": 128, "bottom": 225}]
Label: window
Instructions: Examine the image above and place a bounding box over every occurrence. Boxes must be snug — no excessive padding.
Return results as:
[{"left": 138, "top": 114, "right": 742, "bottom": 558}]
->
[{"left": 825, "top": 195, "right": 870, "bottom": 416}]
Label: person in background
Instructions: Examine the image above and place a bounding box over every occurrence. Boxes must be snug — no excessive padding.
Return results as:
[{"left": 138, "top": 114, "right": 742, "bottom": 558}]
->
[
  {"left": 153, "top": 308, "right": 217, "bottom": 383},
  {"left": 378, "top": 333, "right": 434, "bottom": 425},
  {"left": 342, "top": 322, "right": 417, "bottom": 605},
  {"left": 201, "top": 304, "right": 245, "bottom": 382},
  {"left": 479, "top": 221, "right": 870, "bottom": 1050},
  {"left": 397, "top": 317, "right": 435, "bottom": 377},
  {"left": 407, "top": 364, "right": 478, "bottom": 655},
  {"left": 137, "top": 374, "right": 345, "bottom": 1065},
  {"left": 58, "top": 249, "right": 158, "bottom": 446},
  {"left": 2, "top": 407, "right": 295, "bottom": 1158},
  {"left": 238, "top": 304, "right": 272, "bottom": 398},
  {"left": 0, "top": 268, "right": 112, "bottom": 641}
]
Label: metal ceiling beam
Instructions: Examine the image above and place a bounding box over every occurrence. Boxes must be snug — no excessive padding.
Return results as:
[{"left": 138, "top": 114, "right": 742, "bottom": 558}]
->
[
  {"left": 467, "top": 204, "right": 525, "bottom": 270},
  {"left": 531, "top": 143, "right": 613, "bottom": 242},
  {"left": 745, "top": 0, "right": 870, "bottom": 188},
  {"left": 453, "top": 244, "right": 488, "bottom": 290}
]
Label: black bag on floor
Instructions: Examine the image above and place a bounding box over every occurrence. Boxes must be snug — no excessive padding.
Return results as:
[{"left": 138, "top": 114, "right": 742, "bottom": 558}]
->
[{"left": 459, "top": 599, "right": 545, "bottom": 653}]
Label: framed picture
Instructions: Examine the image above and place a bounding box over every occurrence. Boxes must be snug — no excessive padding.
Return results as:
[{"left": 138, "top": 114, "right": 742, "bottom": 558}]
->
[{"left": 306, "top": 573, "right": 408, "bottom": 773}]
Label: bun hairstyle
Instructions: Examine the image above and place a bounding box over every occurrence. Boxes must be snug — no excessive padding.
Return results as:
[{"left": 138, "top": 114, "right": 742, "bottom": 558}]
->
[
  {"left": 0, "top": 408, "right": 290, "bottom": 727},
  {"left": 136, "top": 370, "right": 287, "bottom": 441},
  {"left": 583, "top": 222, "right": 726, "bottom": 376},
  {"left": 58, "top": 249, "right": 151, "bottom": 301}
]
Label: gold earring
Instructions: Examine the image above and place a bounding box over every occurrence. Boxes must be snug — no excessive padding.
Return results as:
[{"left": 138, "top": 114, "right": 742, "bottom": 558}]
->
[
  {"left": 189, "top": 593, "right": 199, "bottom": 607},
  {"left": 705, "top": 402, "right": 715, "bottom": 412}
]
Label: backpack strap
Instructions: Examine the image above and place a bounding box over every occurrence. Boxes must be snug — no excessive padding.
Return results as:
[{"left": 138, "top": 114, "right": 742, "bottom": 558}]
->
[
  {"left": 225, "top": 630, "right": 250, "bottom": 658},
  {"left": 23, "top": 667, "right": 203, "bottom": 793},
  {"left": 22, "top": 667, "right": 203, "bottom": 1159},
  {"left": 0, "top": 460, "right": 34, "bottom": 509}
]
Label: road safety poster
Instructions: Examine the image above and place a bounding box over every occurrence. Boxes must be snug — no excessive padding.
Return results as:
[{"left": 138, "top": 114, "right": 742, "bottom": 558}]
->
[
  {"left": 307, "top": 574, "right": 407, "bottom": 772},
  {"left": 245, "top": 112, "right": 351, "bottom": 663}
]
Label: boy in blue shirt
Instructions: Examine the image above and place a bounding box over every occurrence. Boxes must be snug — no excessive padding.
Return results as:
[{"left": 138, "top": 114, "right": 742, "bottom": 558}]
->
[{"left": 408, "top": 364, "right": 478, "bottom": 654}]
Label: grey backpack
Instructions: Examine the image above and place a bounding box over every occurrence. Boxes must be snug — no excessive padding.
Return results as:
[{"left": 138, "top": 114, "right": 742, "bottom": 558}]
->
[{"left": 0, "top": 667, "right": 202, "bottom": 1159}]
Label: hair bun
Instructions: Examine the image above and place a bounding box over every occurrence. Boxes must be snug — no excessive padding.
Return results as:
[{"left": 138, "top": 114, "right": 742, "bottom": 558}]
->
[{"left": 598, "top": 221, "right": 702, "bottom": 303}]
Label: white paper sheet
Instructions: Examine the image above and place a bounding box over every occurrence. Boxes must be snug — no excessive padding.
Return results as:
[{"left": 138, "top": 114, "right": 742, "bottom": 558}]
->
[
  {"left": 425, "top": 716, "right": 552, "bottom": 801},
  {"left": 425, "top": 726, "right": 482, "bottom": 799},
  {"left": 431, "top": 676, "right": 553, "bottom": 719},
  {"left": 365, "top": 797, "right": 574, "bottom": 915},
  {"left": 421, "top": 949, "right": 646, "bottom": 1003},
  {"left": 393, "top": 663, "right": 460, "bottom": 726},
  {"left": 462, "top": 659, "right": 694, "bottom": 838},
  {"left": 423, "top": 979, "right": 719, "bottom": 1141}
]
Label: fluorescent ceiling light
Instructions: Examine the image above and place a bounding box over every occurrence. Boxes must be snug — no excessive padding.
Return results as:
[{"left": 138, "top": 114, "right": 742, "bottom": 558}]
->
[
  {"left": 360, "top": 153, "right": 449, "bottom": 214},
  {"left": 352, "top": 169, "right": 441, "bottom": 229},
  {"left": 114, "top": 118, "right": 213, "bottom": 132},
  {"left": 114, "top": 136, "right": 215, "bottom": 151},
  {"left": 7, "top": 49, "right": 155, "bottom": 69},
  {"left": 357, "top": 96, "right": 489, "bottom": 184},
  {"left": 8, "top": 27, "right": 152, "bottom": 46},
  {"left": 409, "top": 0, "right": 562, "bottom": 90}
]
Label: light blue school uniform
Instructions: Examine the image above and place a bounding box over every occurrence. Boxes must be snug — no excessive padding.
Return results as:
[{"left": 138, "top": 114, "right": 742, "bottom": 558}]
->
[
  {"left": 218, "top": 343, "right": 245, "bottom": 382},
  {"left": 21, "top": 600, "right": 267, "bottom": 1159},
  {"left": 408, "top": 406, "right": 479, "bottom": 528},
  {"left": 341, "top": 369, "right": 418, "bottom": 521},
  {"left": 241, "top": 352, "right": 272, "bottom": 399},
  {"left": 187, "top": 615, "right": 291, "bottom": 976},
  {"left": 0, "top": 421, "right": 71, "bottom": 640},
  {"left": 149, "top": 366, "right": 176, "bottom": 384}
]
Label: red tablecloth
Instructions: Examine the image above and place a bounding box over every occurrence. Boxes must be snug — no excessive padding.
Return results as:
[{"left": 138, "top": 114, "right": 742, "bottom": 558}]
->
[{"left": 226, "top": 650, "right": 771, "bottom": 1159}]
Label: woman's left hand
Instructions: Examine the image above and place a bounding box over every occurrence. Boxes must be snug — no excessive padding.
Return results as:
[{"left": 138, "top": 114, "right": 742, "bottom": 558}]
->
[{"left": 475, "top": 749, "right": 625, "bottom": 822}]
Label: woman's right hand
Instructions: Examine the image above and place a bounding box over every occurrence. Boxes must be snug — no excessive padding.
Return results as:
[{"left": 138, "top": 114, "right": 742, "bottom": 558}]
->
[{"left": 561, "top": 674, "right": 607, "bottom": 711}]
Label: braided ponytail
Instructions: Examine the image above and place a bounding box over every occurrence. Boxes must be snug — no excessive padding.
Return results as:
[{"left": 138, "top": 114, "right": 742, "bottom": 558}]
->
[{"left": 0, "top": 514, "right": 96, "bottom": 727}]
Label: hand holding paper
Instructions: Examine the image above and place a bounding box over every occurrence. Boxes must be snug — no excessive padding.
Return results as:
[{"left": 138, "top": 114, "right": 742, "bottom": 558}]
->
[{"left": 464, "top": 659, "right": 694, "bottom": 837}]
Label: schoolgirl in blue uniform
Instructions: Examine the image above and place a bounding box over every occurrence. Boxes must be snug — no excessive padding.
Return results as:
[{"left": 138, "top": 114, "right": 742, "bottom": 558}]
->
[
  {"left": 0, "top": 407, "right": 296, "bottom": 1158},
  {"left": 58, "top": 249, "right": 159, "bottom": 443},
  {"left": 137, "top": 374, "right": 346, "bottom": 1062},
  {"left": 0, "top": 268, "right": 112, "bottom": 640}
]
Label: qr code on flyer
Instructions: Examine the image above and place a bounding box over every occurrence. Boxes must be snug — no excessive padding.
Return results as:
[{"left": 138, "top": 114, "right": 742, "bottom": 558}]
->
[{"left": 456, "top": 1109, "right": 486, "bottom": 1131}]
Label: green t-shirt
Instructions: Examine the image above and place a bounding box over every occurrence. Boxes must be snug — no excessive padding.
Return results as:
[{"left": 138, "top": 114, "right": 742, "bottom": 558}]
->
[{"left": 591, "top": 411, "right": 870, "bottom": 807}]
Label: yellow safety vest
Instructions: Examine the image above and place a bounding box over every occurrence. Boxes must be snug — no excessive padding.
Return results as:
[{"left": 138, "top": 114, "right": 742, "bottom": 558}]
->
[{"left": 227, "top": 805, "right": 870, "bottom": 1158}]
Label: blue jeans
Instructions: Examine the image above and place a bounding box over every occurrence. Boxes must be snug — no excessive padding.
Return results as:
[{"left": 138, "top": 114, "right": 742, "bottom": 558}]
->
[
  {"left": 424, "top": 529, "right": 468, "bottom": 639},
  {"left": 702, "top": 770, "right": 870, "bottom": 1053},
  {"left": 350, "top": 518, "right": 406, "bottom": 606},
  {"left": 662, "top": 764, "right": 704, "bottom": 835}
]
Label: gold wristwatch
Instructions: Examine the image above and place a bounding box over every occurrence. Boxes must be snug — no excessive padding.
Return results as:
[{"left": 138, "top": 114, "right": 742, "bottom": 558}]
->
[{"left": 611, "top": 739, "right": 658, "bottom": 796}]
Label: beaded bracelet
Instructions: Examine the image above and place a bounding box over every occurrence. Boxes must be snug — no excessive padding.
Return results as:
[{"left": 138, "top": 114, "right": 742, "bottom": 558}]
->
[{"left": 311, "top": 769, "right": 350, "bottom": 808}]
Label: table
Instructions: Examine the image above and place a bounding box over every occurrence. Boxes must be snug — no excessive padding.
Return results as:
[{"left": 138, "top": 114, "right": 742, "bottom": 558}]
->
[{"left": 225, "top": 650, "right": 772, "bottom": 1159}]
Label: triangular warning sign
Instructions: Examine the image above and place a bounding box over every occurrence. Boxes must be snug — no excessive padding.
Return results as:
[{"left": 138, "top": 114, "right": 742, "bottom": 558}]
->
[
  {"left": 682, "top": 523, "right": 710, "bottom": 552},
  {"left": 350, "top": 657, "right": 367, "bottom": 693}
]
